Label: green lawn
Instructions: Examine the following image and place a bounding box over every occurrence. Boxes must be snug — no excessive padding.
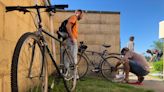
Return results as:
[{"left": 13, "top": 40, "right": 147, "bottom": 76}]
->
[
  {"left": 50, "top": 76, "right": 154, "bottom": 92},
  {"left": 149, "top": 59, "right": 163, "bottom": 79}
]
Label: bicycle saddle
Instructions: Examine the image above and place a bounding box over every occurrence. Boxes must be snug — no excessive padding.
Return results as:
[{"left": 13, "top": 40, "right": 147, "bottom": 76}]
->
[
  {"left": 102, "top": 44, "right": 111, "bottom": 48},
  {"left": 57, "top": 31, "right": 68, "bottom": 40}
]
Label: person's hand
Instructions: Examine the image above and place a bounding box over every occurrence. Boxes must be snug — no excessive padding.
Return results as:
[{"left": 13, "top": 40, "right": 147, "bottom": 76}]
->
[
  {"left": 112, "top": 66, "right": 118, "bottom": 72},
  {"left": 71, "top": 38, "right": 76, "bottom": 45}
]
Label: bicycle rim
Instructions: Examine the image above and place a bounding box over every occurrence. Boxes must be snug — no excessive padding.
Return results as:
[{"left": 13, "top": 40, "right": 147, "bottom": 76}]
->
[
  {"left": 11, "top": 32, "right": 48, "bottom": 92},
  {"left": 101, "top": 56, "right": 121, "bottom": 81}
]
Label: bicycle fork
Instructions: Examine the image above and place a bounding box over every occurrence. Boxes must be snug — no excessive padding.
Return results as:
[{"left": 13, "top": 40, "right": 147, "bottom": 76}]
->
[{"left": 27, "top": 41, "right": 45, "bottom": 79}]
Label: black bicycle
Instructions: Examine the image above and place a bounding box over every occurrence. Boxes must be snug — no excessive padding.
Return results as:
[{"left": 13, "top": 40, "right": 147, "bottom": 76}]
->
[
  {"left": 77, "top": 41, "right": 124, "bottom": 81},
  {"left": 6, "top": 4, "right": 78, "bottom": 92}
]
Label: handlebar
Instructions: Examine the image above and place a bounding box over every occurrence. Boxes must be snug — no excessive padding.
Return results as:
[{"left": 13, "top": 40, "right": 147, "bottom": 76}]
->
[{"left": 6, "top": 4, "right": 68, "bottom": 13}]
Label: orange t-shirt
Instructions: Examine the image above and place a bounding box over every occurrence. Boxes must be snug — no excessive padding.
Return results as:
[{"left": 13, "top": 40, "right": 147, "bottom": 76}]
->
[{"left": 68, "top": 15, "right": 78, "bottom": 39}]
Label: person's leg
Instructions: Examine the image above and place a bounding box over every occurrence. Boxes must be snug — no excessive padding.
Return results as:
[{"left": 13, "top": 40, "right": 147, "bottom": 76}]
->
[
  {"left": 115, "top": 60, "right": 130, "bottom": 82},
  {"left": 123, "top": 61, "right": 130, "bottom": 82},
  {"left": 129, "top": 61, "right": 149, "bottom": 83},
  {"left": 65, "top": 38, "right": 73, "bottom": 68},
  {"left": 69, "top": 39, "right": 79, "bottom": 79},
  {"left": 69, "top": 39, "right": 78, "bottom": 64},
  {"left": 137, "top": 76, "right": 144, "bottom": 83},
  {"left": 73, "top": 40, "right": 78, "bottom": 64},
  {"left": 158, "top": 52, "right": 163, "bottom": 61}
]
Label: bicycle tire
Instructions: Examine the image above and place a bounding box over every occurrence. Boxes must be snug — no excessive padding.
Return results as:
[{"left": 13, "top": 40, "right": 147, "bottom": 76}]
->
[
  {"left": 101, "top": 56, "right": 122, "bottom": 81},
  {"left": 11, "top": 32, "right": 48, "bottom": 92},
  {"left": 77, "top": 53, "right": 88, "bottom": 79},
  {"left": 62, "top": 50, "right": 77, "bottom": 91}
]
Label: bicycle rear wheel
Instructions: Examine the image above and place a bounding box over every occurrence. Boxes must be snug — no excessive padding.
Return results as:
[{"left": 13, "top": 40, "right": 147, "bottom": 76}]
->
[
  {"left": 101, "top": 56, "right": 122, "bottom": 81},
  {"left": 77, "top": 53, "right": 88, "bottom": 79},
  {"left": 63, "top": 50, "right": 77, "bottom": 91},
  {"left": 11, "top": 32, "right": 48, "bottom": 92}
]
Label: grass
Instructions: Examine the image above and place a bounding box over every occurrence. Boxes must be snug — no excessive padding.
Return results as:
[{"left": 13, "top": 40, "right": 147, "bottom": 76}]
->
[
  {"left": 149, "top": 59, "right": 163, "bottom": 79},
  {"left": 150, "top": 59, "right": 163, "bottom": 72},
  {"left": 50, "top": 76, "right": 154, "bottom": 92}
]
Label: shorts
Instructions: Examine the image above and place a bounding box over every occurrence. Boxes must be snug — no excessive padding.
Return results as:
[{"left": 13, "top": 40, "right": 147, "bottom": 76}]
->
[{"left": 129, "top": 61, "right": 149, "bottom": 76}]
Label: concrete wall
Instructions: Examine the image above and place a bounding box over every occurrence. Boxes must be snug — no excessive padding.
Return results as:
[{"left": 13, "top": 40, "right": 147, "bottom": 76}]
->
[
  {"left": 53, "top": 10, "right": 120, "bottom": 53},
  {"left": 0, "top": 0, "right": 53, "bottom": 92}
]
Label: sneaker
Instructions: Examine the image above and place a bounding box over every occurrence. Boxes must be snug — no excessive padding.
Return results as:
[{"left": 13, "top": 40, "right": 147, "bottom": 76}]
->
[{"left": 116, "top": 74, "right": 125, "bottom": 79}]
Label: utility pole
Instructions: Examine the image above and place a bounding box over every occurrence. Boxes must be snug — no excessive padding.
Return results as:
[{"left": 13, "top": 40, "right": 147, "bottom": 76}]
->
[
  {"left": 44, "top": 0, "right": 57, "bottom": 61},
  {"left": 159, "top": 21, "right": 164, "bottom": 80}
]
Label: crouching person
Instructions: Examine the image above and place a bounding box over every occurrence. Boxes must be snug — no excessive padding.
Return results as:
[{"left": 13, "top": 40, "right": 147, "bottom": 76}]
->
[{"left": 116, "top": 47, "right": 150, "bottom": 84}]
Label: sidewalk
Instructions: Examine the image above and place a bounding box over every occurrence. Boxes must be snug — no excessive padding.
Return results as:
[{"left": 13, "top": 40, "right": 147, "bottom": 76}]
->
[{"left": 129, "top": 74, "right": 164, "bottom": 92}]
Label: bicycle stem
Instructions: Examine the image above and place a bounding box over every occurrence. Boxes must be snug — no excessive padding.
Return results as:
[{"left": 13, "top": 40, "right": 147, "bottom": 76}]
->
[{"left": 35, "top": 4, "right": 42, "bottom": 28}]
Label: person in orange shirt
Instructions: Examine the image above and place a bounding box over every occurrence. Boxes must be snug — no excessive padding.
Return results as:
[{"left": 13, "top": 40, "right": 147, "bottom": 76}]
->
[{"left": 66, "top": 9, "right": 84, "bottom": 65}]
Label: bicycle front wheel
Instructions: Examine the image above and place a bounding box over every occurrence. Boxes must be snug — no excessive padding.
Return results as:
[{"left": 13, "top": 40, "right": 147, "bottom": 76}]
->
[
  {"left": 11, "top": 32, "right": 48, "bottom": 92},
  {"left": 63, "top": 50, "right": 77, "bottom": 92},
  {"left": 101, "top": 56, "right": 121, "bottom": 81}
]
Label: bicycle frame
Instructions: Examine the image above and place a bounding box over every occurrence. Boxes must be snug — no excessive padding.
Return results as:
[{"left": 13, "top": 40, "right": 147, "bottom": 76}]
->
[
  {"left": 7, "top": 4, "right": 75, "bottom": 92},
  {"left": 33, "top": 6, "right": 76, "bottom": 89},
  {"left": 24, "top": 5, "right": 67, "bottom": 78},
  {"left": 78, "top": 43, "right": 122, "bottom": 70},
  {"left": 79, "top": 50, "right": 105, "bottom": 69}
]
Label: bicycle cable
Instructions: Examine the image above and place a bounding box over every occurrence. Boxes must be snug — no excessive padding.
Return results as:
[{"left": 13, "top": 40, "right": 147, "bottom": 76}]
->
[
  {"left": 29, "top": 10, "right": 53, "bottom": 29},
  {"left": 29, "top": 11, "right": 38, "bottom": 29}
]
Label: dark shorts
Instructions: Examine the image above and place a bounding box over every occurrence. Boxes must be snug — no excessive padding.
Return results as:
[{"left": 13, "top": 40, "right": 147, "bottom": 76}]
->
[{"left": 129, "top": 61, "right": 149, "bottom": 76}]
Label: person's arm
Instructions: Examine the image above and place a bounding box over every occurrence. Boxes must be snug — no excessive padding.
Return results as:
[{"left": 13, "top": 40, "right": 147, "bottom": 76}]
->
[
  {"left": 66, "top": 16, "right": 77, "bottom": 43},
  {"left": 66, "top": 22, "right": 74, "bottom": 41},
  {"left": 122, "top": 52, "right": 132, "bottom": 82},
  {"left": 123, "top": 56, "right": 130, "bottom": 82}
]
